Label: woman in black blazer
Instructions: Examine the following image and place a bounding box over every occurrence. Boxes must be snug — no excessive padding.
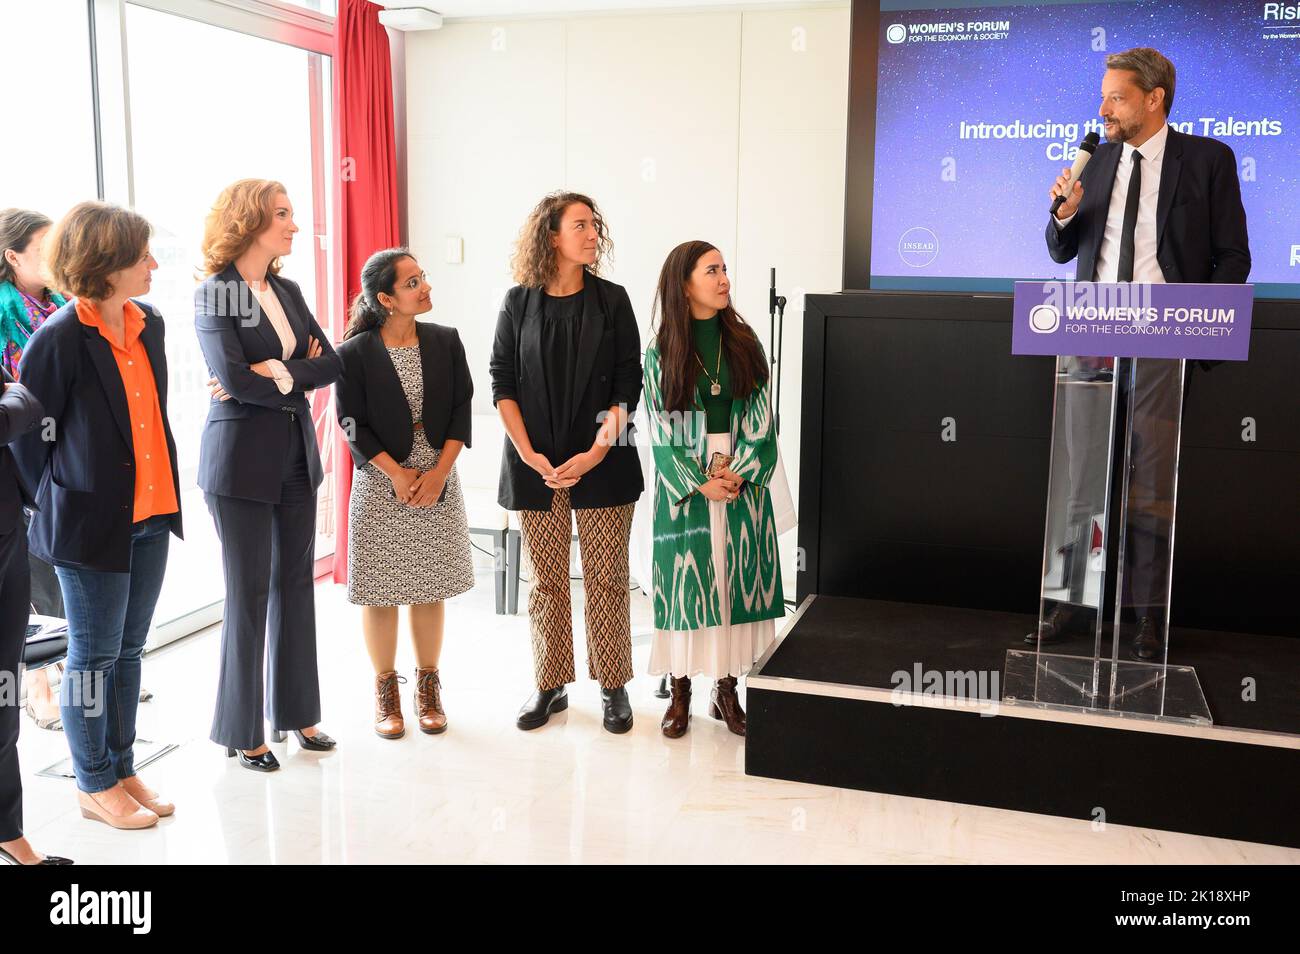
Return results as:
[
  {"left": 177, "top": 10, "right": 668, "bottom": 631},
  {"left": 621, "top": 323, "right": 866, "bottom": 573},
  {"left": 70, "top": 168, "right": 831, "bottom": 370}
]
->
[
  {"left": 196, "top": 179, "right": 343, "bottom": 772},
  {"left": 0, "top": 369, "right": 71, "bottom": 864},
  {"left": 335, "top": 249, "right": 475, "bottom": 738},
  {"left": 15, "top": 202, "right": 181, "bottom": 831},
  {"left": 490, "top": 191, "right": 643, "bottom": 733}
]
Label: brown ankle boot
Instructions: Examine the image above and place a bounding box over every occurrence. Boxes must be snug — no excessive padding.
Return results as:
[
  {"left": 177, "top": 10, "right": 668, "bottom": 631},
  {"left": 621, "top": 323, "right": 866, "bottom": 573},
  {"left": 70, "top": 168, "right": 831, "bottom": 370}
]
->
[
  {"left": 710, "top": 676, "right": 746, "bottom": 736},
  {"left": 415, "top": 667, "right": 447, "bottom": 734},
  {"left": 374, "top": 671, "right": 405, "bottom": 739},
  {"left": 660, "top": 676, "right": 691, "bottom": 738}
]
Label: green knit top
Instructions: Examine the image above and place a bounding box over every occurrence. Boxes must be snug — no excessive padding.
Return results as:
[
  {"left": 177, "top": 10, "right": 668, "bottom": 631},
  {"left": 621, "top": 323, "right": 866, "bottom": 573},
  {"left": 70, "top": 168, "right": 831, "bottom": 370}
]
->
[{"left": 691, "top": 313, "right": 732, "bottom": 434}]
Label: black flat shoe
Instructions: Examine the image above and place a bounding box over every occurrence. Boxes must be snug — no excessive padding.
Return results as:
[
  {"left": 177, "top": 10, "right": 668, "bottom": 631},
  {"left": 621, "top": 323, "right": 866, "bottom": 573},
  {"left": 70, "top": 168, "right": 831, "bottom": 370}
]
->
[
  {"left": 517, "top": 686, "right": 568, "bottom": 730},
  {"left": 0, "top": 846, "right": 74, "bottom": 865},
  {"left": 292, "top": 728, "right": 336, "bottom": 750},
  {"left": 225, "top": 746, "right": 280, "bottom": 772},
  {"left": 600, "top": 685, "right": 633, "bottom": 734}
]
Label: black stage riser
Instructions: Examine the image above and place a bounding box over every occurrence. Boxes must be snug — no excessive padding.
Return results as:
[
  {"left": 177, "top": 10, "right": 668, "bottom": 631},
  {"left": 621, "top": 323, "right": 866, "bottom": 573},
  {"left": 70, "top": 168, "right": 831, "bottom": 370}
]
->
[{"left": 747, "top": 688, "right": 1300, "bottom": 849}]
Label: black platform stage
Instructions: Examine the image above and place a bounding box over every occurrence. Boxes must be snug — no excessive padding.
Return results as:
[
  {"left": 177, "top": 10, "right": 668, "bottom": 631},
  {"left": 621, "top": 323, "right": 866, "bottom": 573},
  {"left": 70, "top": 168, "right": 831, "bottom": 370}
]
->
[{"left": 746, "top": 595, "right": 1300, "bottom": 849}]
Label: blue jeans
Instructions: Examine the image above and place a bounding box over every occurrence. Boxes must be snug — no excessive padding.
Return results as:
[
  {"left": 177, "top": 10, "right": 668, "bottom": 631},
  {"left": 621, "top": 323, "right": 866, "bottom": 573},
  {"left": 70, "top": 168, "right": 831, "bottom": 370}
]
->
[{"left": 55, "top": 515, "right": 171, "bottom": 793}]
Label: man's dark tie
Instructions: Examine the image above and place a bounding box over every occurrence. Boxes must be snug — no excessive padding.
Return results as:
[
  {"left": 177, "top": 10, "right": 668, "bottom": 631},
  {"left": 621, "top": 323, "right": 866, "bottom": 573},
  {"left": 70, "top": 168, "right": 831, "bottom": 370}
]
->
[{"left": 1117, "top": 150, "right": 1142, "bottom": 282}]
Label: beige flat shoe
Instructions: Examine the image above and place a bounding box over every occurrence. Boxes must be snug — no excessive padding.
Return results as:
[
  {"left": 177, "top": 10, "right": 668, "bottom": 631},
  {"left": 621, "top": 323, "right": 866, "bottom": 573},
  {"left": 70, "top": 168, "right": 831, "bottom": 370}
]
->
[
  {"left": 77, "top": 784, "right": 158, "bottom": 830},
  {"left": 120, "top": 774, "right": 174, "bottom": 817}
]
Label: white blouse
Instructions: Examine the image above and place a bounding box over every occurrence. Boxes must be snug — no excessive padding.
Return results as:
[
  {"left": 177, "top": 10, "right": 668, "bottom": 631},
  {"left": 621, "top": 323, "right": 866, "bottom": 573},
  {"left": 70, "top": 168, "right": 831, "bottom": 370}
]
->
[{"left": 249, "top": 280, "right": 296, "bottom": 395}]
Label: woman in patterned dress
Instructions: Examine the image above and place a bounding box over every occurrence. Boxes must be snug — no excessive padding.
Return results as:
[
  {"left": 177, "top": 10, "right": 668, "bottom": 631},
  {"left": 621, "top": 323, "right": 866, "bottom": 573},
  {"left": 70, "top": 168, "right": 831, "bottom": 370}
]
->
[
  {"left": 642, "top": 241, "right": 785, "bottom": 738},
  {"left": 335, "top": 249, "right": 475, "bottom": 738}
]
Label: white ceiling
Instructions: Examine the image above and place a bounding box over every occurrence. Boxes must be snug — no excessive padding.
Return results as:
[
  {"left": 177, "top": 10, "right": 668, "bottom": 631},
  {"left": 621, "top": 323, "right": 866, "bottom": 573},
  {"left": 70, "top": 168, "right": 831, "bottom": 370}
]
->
[{"left": 371, "top": 0, "right": 833, "bottom": 22}]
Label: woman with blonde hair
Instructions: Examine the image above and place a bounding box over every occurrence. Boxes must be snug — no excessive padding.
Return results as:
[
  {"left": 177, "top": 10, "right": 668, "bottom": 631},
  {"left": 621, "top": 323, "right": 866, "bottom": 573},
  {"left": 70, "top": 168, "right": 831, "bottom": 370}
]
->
[
  {"left": 490, "top": 191, "right": 644, "bottom": 733},
  {"left": 195, "top": 179, "right": 342, "bottom": 771}
]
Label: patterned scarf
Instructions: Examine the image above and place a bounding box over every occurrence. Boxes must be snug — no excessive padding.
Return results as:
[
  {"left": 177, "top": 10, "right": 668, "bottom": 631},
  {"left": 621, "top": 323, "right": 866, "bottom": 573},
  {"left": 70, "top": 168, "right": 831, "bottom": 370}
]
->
[{"left": 0, "top": 280, "right": 66, "bottom": 378}]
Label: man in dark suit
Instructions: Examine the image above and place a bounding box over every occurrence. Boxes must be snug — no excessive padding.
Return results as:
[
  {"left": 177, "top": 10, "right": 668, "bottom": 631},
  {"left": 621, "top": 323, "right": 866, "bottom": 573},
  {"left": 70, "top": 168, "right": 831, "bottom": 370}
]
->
[{"left": 1038, "top": 47, "right": 1250, "bottom": 661}]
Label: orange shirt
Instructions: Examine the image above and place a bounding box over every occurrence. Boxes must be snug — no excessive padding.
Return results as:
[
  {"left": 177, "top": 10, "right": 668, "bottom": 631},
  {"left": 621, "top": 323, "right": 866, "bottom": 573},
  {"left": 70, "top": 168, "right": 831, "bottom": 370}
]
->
[{"left": 75, "top": 299, "right": 179, "bottom": 522}]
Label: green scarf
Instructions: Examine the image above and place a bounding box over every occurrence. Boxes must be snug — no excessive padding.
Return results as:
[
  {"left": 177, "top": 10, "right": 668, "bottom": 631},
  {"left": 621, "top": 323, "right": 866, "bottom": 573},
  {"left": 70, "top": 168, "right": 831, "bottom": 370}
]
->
[{"left": 0, "top": 280, "right": 67, "bottom": 356}]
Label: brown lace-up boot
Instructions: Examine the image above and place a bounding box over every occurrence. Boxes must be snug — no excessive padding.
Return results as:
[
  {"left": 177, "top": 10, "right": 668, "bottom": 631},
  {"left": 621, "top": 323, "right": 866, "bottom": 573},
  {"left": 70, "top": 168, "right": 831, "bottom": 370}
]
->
[
  {"left": 415, "top": 667, "right": 447, "bottom": 734},
  {"left": 661, "top": 676, "right": 692, "bottom": 738},
  {"left": 374, "top": 671, "right": 405, "bottom": 739},
  {"left": 710, "top": 676, "right": 746, "bottom": 736}
]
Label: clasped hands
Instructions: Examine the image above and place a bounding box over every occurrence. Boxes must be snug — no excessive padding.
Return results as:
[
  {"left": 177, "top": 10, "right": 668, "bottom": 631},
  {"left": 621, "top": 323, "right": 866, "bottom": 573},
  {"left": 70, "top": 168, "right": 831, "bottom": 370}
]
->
[
  {"left": 526, "top": 447, "right": 603, "bottom": 490},
  {"left": 388, "top": 466, "right": 447, "bottom": 508},
  {"left": 699, "top": 467, "right": 744, "bottom": 503}
]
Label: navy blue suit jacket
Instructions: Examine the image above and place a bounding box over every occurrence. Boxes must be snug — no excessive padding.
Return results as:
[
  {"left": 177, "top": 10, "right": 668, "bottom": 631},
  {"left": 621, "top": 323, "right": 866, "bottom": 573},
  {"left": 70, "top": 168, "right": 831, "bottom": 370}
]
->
[
  {"left": 1045, "top": 127, "right": 1251, "bottom": 283},
  {"left": 195, "top": 264, "right": 343, "bottom": 503},
  {"left": 13, "top": 300, "right": 183, "bottom": 572}
]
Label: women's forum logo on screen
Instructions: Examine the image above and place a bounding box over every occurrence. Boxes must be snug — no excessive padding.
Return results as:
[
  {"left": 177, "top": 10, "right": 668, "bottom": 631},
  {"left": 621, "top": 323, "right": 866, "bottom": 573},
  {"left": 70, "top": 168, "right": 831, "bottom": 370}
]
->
[{"left": 898, "top": 227, "right": 939, "bottom": 268}]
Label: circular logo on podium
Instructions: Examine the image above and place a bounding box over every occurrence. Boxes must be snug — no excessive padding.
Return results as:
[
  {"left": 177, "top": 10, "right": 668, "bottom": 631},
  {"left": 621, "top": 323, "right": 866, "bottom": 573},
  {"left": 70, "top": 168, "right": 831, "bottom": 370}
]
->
[
  {"left": 1029, "top": 304, "right": 1061, "bottom": 334},
  {"left": 898, "top": 227, "right": 939, "bottom": 268},
  {"left": 886, "top": 23, "right": 908, "bottom": 44}
]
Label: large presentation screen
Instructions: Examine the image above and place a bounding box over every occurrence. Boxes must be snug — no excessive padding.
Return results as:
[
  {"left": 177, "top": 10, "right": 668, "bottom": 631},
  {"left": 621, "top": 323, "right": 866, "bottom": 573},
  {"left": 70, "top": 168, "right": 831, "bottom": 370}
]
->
[{"left": 868, "top": 0, "right": 1300, "bottom": 298}]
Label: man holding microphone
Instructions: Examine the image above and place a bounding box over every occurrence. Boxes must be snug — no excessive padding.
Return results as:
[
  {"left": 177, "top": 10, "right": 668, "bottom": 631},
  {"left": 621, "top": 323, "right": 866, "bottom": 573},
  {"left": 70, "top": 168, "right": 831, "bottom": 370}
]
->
[{"left": 1037, "top": 47, "right": 1251, "bottom": 661}]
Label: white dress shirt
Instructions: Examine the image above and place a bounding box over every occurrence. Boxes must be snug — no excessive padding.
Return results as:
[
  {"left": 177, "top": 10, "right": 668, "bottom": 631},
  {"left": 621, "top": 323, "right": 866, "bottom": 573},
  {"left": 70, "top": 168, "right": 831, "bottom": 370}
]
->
[
  {"left": 1056, "top": 122, "right": 1168, "bottom": 284},
  {"left": 249, "top": 280, "right": 296, "bottom": 395}
]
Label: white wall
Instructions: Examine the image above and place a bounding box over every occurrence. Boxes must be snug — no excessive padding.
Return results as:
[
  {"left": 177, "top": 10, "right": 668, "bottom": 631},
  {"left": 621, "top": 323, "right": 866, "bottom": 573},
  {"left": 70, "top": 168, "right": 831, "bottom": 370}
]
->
[{"left": 404, "top": 3, "right": 849, "bottom": 591}]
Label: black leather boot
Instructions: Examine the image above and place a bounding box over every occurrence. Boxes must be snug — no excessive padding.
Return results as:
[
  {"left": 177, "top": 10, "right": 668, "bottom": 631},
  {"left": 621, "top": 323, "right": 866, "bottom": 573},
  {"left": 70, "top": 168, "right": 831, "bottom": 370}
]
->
[
  {"left": 600, "top": 685, "right": 633, "bottom": 734},
  {"left": 516, "top": 685, "right": 568, "bottom": 730},
  {"left": 1130, "top": 616, "right": 1163, "bottom": 661}
]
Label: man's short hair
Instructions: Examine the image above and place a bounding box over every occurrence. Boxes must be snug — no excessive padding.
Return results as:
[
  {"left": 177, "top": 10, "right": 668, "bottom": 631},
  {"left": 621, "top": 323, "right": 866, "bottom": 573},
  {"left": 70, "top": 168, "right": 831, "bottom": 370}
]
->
[{"left": 1106, "top": 47, "right": 1176, "bottom": 116}]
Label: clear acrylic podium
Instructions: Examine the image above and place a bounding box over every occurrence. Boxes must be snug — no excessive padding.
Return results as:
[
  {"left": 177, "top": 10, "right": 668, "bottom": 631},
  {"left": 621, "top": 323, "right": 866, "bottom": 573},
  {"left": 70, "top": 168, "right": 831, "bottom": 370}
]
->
[{"left": 1002, "top": 353, "right": 1212, "bottom": 725}]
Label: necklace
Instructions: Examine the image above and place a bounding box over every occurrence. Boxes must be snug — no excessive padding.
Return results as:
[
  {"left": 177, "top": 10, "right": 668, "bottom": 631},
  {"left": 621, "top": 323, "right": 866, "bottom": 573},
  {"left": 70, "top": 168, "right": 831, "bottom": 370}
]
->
[{"left": 695, "top": 341, "right": 722, "bottom": 397}]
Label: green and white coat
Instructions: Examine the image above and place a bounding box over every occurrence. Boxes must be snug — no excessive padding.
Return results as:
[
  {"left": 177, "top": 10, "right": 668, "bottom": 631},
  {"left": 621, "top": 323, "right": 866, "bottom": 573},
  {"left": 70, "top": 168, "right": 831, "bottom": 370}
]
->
[{"left": 643, "top": 338, "right": 785, "bottom": 632}]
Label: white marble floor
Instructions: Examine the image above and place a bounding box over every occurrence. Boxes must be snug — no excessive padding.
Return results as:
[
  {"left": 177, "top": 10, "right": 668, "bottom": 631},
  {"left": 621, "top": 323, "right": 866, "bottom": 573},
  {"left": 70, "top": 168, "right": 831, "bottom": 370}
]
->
[{"left": 14, "top": 568, "right": 1299, "bottom": 864}]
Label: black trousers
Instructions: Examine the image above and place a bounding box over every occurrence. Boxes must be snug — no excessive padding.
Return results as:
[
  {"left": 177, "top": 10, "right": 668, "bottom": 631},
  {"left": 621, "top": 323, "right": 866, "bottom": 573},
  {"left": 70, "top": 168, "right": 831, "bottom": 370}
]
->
[
  {"left": 205, "top": 427, "right": 321, "bottom": 750},
  {"left": 0, "top": 526, "right": 31, "bottom": 841}
]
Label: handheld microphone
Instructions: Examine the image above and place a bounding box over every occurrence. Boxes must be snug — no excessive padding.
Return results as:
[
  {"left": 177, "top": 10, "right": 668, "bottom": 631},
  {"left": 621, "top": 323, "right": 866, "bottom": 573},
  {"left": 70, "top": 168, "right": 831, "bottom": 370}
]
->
[{"left": 1049, "top": 131, "right": 1100, "bottom": 215}]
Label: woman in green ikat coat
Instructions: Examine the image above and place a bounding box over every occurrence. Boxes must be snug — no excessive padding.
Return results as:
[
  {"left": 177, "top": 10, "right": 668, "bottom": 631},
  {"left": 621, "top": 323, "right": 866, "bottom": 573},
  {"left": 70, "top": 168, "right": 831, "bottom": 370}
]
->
[{"left": 642, "top": 240, "right": 784, "bottom": 741}]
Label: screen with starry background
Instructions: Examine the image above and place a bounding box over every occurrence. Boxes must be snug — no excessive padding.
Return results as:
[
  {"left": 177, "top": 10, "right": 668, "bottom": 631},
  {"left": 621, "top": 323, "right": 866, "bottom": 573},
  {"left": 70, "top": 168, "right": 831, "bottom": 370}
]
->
[{"left": 869, "top": 0, "right": 1300, "bottom": 298}]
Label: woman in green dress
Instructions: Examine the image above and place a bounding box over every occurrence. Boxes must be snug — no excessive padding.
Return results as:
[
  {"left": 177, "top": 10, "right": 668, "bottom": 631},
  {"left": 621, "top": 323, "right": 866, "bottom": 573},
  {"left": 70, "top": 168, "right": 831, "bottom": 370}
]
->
[{"left": 643, "top": 241, "right": 784, "bottom": 739}]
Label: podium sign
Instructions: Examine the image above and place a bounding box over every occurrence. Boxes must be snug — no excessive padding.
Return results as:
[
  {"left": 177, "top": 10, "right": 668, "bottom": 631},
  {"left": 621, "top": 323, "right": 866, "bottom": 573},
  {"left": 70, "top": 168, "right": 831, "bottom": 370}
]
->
[
  {"left": 1003, "top": 283, "right": 1253, "bottom": 726},
  {"left": 1012, "top": 281, "right": 1254, "bottom": 360}
]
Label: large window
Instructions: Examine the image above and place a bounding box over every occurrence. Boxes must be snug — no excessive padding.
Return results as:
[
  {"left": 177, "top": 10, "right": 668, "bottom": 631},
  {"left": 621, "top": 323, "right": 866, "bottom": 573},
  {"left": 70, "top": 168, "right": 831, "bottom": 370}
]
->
[
  {"left": 3, "top": 0, "right": 337, "bottom": 644},
  {"left": 124, "top": 3, "right": 337, "bottom": 630},
  {"left": 0, "top": 0, "right": 100, "bottom": 216}
]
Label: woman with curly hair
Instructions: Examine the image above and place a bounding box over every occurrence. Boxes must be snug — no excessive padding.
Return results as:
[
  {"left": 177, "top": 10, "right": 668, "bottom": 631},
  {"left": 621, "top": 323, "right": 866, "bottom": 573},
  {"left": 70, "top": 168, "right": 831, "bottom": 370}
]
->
[
  {"left": 490, "top": 191, "right": 644, "bottom": 733},
  {"left": 195, "top": 179, "right": 342, "bottom": 772}
]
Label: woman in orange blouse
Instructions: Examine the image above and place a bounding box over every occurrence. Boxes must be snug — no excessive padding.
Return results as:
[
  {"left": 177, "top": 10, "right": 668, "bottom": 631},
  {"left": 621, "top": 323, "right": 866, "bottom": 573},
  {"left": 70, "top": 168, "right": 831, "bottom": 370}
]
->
[{"left": 14, "top": 202, "right": 182, "bottom": 832}]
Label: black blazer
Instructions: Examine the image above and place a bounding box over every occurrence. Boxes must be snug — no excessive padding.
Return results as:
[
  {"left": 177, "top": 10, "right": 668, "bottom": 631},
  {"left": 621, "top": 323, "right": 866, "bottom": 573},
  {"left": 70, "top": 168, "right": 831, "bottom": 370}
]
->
[
  {"left": 335, "top": 321, "right": 473, "bottom": 468},
  {"left": 195, "top": 264, "right": 343, "bottom": 503},
  {"left": 13, "top": 300, "right": 183, "bottom": 572},
  {"left": 489, "top": 272, "right": 643, "bottom": 511},
  {"left": 1046, "top": 127, "right": 1251, "bottom": 283},
  {"left": 0, "top": 368, "right": 43, "bottom": 536}
]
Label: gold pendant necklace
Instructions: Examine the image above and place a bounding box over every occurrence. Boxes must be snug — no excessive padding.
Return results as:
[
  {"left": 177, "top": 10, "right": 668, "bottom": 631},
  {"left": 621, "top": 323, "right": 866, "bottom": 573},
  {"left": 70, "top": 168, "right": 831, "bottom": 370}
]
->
[{"left": 695, "top": 343, "right": 722, "bottom": 397}]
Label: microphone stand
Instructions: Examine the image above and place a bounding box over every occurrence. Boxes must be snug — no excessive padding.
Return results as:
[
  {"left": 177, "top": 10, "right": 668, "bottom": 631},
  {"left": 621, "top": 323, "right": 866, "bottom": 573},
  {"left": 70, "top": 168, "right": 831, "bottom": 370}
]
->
[{"left": 768, "top": 267, "right": 787, "bottom": 435}]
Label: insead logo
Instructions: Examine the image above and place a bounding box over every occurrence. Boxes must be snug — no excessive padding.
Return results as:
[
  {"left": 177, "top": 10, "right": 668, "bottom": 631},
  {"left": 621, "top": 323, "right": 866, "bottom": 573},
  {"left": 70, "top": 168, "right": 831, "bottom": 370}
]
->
[{"left": 1029, "top": 304, "right": 1061, "bottom": 334}]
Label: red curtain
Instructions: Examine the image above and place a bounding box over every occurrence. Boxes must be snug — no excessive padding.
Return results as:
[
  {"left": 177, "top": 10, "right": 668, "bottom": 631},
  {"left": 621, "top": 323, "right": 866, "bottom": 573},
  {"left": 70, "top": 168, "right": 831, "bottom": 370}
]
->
[{"left": 331, "top": 0, "right": 401, "bottom": 582}]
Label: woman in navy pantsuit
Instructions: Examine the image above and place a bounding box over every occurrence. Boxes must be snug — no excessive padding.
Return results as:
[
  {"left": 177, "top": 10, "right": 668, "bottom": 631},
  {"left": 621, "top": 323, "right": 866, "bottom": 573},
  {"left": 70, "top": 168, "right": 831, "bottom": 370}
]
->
[{"left": 195, "top": 179, "right": 343, "bottom": 772}]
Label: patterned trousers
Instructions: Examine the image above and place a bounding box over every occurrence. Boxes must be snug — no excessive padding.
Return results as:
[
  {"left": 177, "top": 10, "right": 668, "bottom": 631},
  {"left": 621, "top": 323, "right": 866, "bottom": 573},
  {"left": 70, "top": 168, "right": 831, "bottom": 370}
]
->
[{"left": 517, "top": 487, "right": 635, "bottom": 691}]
